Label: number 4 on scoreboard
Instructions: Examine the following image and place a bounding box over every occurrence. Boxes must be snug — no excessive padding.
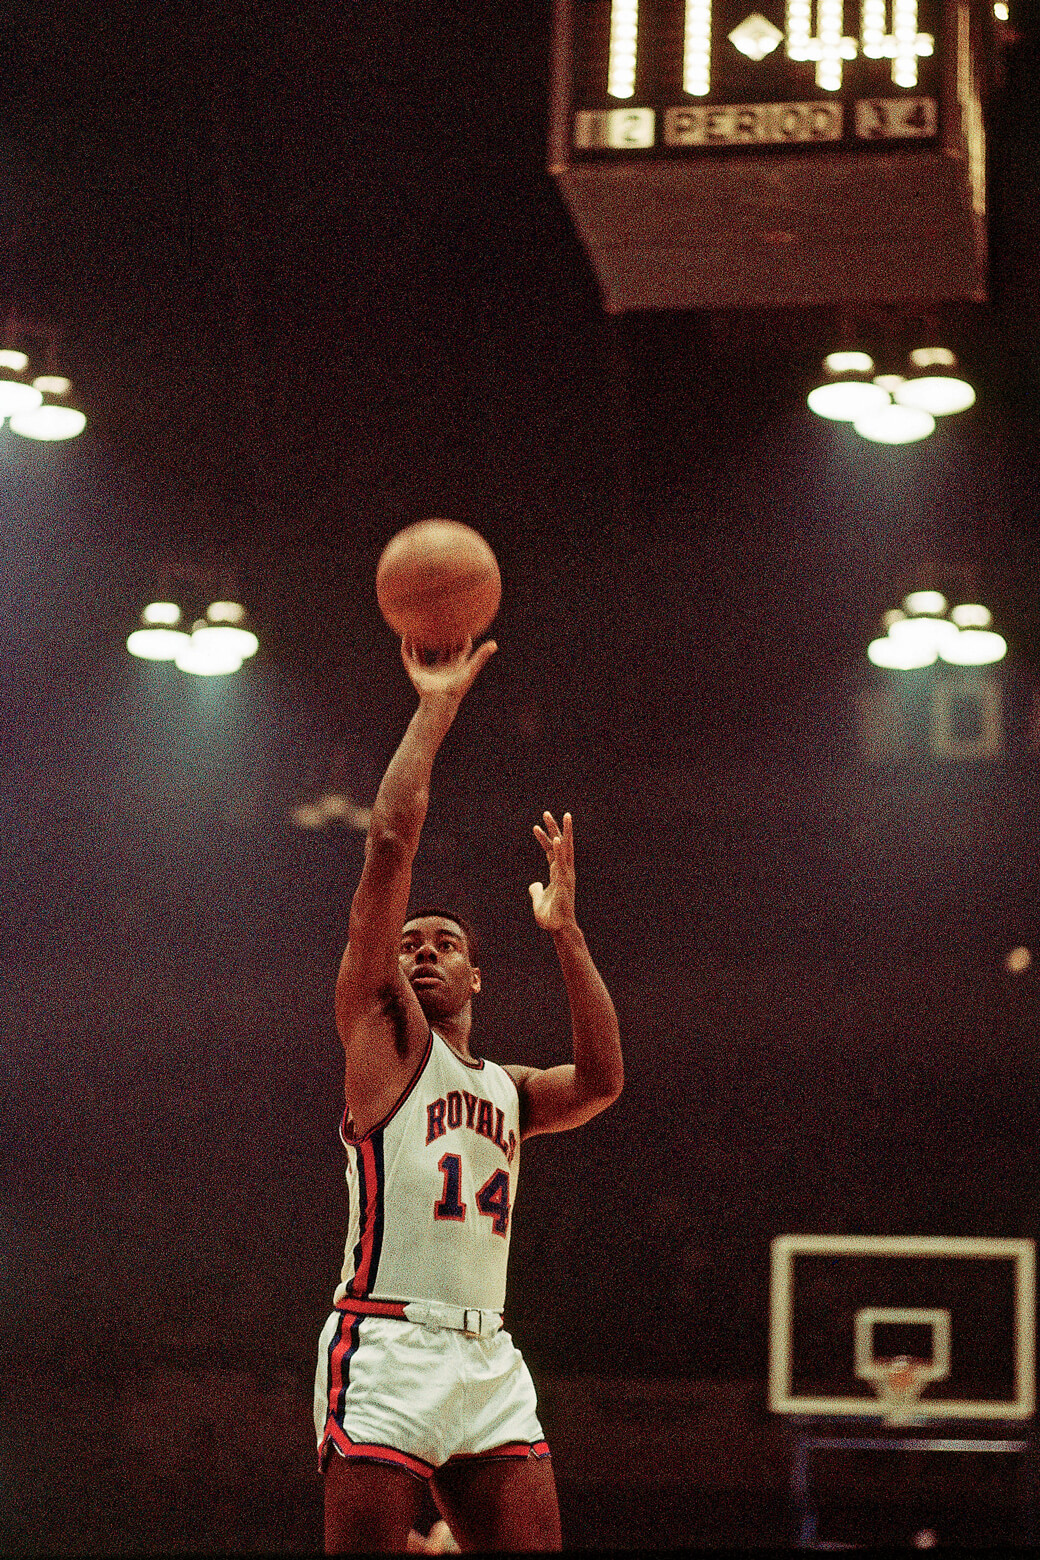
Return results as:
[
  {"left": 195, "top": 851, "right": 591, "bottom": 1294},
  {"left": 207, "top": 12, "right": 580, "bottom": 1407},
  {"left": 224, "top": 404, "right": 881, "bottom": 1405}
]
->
[{"left": 855, "top": 96, "right": 938, "bottom": 139}]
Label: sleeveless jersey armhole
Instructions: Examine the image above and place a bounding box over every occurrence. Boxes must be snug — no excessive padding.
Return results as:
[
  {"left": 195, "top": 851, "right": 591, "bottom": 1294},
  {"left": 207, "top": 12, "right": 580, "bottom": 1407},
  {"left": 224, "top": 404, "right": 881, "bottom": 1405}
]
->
[{"left": 340, "top": 1030, "right": 435, "bottom": 1146}]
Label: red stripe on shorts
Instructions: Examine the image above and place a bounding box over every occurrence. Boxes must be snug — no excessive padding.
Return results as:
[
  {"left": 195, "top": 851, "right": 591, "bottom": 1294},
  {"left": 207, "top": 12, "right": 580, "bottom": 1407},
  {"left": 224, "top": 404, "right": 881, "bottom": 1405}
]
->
[
  {"left": 334, "top": 1297, "right": 409, "bottom": 1319},
  {"left": 322, "top": 1419, "right": 435, "bottom": 1480},
  {"left": 447, "top": 1439, "right": 551, "bottom": 1462},
  {"left": 327, "top": 1310, "right": 361, "bottom": 1423}
]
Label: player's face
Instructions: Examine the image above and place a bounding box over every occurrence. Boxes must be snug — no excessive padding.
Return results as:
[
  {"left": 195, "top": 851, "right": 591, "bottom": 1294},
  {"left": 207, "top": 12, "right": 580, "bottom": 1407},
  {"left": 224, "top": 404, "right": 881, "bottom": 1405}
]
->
[{"left": 399, "top": 916, "right": 481, "bottom": 1016}]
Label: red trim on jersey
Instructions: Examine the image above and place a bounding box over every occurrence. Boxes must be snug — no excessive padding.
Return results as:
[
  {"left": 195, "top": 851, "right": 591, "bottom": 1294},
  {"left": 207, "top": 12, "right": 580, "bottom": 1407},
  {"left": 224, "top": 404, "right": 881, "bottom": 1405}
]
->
[
  {"left": 320, "top": 1418, "right": 435, "bottom": 1480},
  {"left": 498, "top": 1065, "right": 523, "bottom": 1098},
  {"left": 446, "top": 1440, "right": 551, "bottom": 1462},
  {"left": 433, "top": 1030, "right": 485, "bottom": 1070},
  {"left": 348, "top": 1138, "right": 382, "bottom": 1296},
  {"left": 341, "top": 1030, "right": 435, "bottom": 1147}
]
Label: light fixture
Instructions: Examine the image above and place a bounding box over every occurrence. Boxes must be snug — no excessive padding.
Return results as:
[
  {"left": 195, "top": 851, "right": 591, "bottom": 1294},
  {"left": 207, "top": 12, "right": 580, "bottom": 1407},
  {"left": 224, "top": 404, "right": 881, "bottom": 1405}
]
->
[
  {"left": 126, "top": 592, "right": 259, "bottom": 675},
  {"left": 867, "top": 592, "right": 1008, "bottom": 669},
  {"left": 0, "top": 379, "right": 43, "bottom": 417},
  {"left": 853, "top": 402, "right": 936, "bottom": 444},
  {"left": 894, "top": 347, "right": 976, "bottom": 416},
  {"left": 867, "top": 634, "right": 937, "bottom": 669},
  {"left": 0, "top": 321, "right": 87, "bottom": 441},
  {"left": 809, "top": 338, "right": 976, "bottom": 444},
  {"left": 825, "top": 351, "right": 875, "bottom": 374},
  {"left": 317, "top": 792, "right": 373, "bottom": 830},
  {"left": 126, "top": 601, "right": 191, "bottom": 661},
  {"left": 291, "top": 802, "right": 326, "bottom": 831},
  {"left": 291, "top": 789, "right": 372, "bottom": 833},
  {"left": 950, "top": 603, "right": 991, "bottom": 628},
  {"left": 904, "top": 589, "right": 954, "bottom": 614},
  {"left": 196, "top": 600, "right": 260, "bottom": 660},
  {"left": 904, "top": 590, "right": 947, "bottom": 615},
  {"left": 888, "top": 615, "right": 960, "bottom": 655},
  {"left": 174, "top": 623, "right": 245, "bottom": 676},
  {"left": 807, "top": 352, "right": 891, "bottom": 421},
  {"left": 9, "top": 404, "right": 87, "bottom": 441},
  {"left": 938, "top": 628, "right": 1007, "bottom": 665}
]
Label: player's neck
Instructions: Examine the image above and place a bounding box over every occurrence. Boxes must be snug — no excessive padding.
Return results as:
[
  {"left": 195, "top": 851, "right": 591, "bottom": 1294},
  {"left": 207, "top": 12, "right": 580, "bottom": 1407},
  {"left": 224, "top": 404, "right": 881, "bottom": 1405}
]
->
[{"left": 432, "top": 1008, "right": 475, "bottom": 1060}]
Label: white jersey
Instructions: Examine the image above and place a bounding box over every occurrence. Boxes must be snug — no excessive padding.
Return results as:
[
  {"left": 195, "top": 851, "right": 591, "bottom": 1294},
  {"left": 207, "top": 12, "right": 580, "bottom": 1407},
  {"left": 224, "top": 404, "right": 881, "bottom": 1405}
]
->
[{"left": 332, "top": 1030, "right": 521, "bottom": 1313}]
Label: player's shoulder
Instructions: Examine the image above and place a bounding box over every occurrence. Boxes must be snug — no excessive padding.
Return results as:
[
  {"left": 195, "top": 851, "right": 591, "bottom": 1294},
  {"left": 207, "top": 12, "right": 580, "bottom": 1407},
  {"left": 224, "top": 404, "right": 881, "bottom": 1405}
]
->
[
  {"left": 338, "top": 960, "right": 425, "bottom": 1051},
  {"left": 500, "top": 1061, "right": 538, "bottom": 1093}
]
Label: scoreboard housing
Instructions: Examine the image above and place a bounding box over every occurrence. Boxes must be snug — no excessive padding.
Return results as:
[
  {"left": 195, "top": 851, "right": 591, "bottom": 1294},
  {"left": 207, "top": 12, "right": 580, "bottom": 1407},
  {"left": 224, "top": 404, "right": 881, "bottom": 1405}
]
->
[{"left": 548, "top": 1, "right": 997, "bottom": 311}]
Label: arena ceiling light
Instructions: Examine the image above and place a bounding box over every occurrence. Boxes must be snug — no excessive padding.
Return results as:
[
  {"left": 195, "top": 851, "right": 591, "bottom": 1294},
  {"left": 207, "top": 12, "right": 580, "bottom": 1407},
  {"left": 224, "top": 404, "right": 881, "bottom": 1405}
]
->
[
  {"left": 866, "top": 633, "right": 938, "bottom": 669},
  {"left": 174, "top": 626, "right": 247, "bottom": 676},
  {"left": 866, "top": 592, "right": 1007, "bottom": 669},
  {"left": 950, "top": 603, "right": 991, "bottom": 628},
  {"left": 291, "top": 791, "right": 373, "bottom": 833},
  {"left": 0, "top": 347, "right": 43, "bottom": 417},
  {"left": 10, "top": 403, "right": 88, "bottom": 441},
  {"left": 904, "top": 590, "right": 947, "bottom": 615},
  {"left": 195, "top": 600, "right": 260, "bottom": 660},
  {"left": 853, "top": 401, "right": 936, "bottom": 445},
  {"left": 126, "top": 595, "right": 259, "bottom": 675},
  {"left": 808, "top": 341, "right": 976, "bottom": 445},
  {"left": 126, "top": 601, "right": 191, "bottom": 661},
  {"left": 888, "top": 614, "right": 961, "bottom": 655},
  {"left": 806, "top": 351, "right": 891, "bottom": 421},
  {"left": 0, "top": 338, "right": 87, "bottom": 441},
  {"left": 938, "top": 627, "right": 1007, "bottom": 665},
  {"left": 894, "top": 347, "right": 976, "bottom": 416}
]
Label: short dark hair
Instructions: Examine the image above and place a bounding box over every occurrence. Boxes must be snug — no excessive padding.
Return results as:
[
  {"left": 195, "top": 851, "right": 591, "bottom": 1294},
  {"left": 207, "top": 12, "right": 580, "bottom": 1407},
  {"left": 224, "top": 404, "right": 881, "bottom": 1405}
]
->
[{"left": 403, "top": 907, "right": 480, "bottom": 968}]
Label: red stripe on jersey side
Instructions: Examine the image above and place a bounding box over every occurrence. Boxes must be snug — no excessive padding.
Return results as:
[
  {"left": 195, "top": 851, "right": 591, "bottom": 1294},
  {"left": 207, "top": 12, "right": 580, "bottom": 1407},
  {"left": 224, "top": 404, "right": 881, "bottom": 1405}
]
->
[
  {"left": 340, "top": 1031, "right": 434, "bottom": 1147},
  {"left": 321, "top": 1420, "right": 435, "bottom": 1480},
  {"left": 349, "top": 1135, "right": 383, "bottom": 1298}
]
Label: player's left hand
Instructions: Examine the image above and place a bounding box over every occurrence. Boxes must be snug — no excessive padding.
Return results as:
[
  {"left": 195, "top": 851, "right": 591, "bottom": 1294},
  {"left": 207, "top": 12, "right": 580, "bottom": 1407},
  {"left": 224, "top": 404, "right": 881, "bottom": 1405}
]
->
[{"left": 529, "top": 811, "right": 577, "bottom": 931}]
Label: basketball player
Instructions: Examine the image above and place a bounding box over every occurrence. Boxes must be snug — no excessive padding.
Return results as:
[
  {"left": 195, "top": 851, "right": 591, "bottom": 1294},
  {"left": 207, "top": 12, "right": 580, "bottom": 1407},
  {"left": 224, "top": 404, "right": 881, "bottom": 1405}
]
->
[{"left": 314, "top": 635, "right": 623, "bottom": 1552}]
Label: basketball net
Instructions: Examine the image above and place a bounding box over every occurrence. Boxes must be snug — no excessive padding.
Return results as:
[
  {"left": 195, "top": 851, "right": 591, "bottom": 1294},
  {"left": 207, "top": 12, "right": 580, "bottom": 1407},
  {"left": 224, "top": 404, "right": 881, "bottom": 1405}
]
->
[{"left": 865, "top": 1355, "right": 932, "bottom": 1426}]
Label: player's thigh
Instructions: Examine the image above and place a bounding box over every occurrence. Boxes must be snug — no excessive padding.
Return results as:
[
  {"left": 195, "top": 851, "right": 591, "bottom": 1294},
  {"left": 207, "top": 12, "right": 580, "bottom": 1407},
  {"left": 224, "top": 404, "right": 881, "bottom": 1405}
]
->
[
  {"left": 324, "top": 1453, "right": 423, "bottom": 1554},
  {"left": 431, "top": 1454, "right": 561, "bottom": 1553}
]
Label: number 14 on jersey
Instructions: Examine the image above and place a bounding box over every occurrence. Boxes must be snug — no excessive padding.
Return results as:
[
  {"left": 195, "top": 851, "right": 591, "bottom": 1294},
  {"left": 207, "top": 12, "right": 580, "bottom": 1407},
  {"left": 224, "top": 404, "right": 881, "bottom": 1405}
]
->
[{"left": 434, "top": 1153, "right": 511, "bottom": 1236}]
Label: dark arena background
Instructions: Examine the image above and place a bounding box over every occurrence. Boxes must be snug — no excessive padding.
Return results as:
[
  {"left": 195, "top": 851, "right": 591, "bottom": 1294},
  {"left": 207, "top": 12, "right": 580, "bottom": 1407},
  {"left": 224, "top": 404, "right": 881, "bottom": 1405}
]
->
[{"left": 3, "top": 0, "right": 1040, "bottom": 1551}]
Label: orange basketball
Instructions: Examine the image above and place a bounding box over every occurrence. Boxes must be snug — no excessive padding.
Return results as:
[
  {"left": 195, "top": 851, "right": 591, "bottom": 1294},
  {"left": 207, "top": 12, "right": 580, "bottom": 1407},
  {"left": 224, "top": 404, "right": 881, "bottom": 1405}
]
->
[{"left": 376, "top": 519, "right": 501, "bottom": 648}]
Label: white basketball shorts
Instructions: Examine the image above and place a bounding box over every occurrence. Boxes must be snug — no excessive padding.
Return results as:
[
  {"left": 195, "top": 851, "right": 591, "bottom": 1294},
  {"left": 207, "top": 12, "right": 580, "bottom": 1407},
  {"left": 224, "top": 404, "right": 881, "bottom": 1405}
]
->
[{"left": 315, "top": 1306, "right": 549, "bottom": 1479}]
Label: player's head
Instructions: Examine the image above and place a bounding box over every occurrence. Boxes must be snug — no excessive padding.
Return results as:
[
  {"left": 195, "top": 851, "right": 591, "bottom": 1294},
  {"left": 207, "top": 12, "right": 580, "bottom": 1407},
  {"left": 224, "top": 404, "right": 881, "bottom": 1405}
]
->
[{"left": 400, "top": 908, "right": 481, "bottom": 1017}]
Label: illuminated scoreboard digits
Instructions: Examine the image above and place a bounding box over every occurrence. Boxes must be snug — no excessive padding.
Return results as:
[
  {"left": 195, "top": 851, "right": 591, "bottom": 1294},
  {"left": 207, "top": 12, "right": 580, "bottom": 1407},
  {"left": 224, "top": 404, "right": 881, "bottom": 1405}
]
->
[
  {"left": 685, "top": 2, "right": 713, "bottom": 95},
  {"left": 784, "top": 0, "right": 858, "bottom": 91},
  {"left": 607, "top": 0, "right": 640, "bottom": 95},
  {"left": 574, "top": 0, "right": 939, "bottom": 153}
]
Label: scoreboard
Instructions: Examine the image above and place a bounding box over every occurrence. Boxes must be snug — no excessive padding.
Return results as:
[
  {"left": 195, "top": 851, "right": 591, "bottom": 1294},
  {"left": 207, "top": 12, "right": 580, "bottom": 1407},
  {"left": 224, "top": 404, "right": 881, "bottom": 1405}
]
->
[{"left": 548, "top": 1, "right": 996, "bottom": 311}]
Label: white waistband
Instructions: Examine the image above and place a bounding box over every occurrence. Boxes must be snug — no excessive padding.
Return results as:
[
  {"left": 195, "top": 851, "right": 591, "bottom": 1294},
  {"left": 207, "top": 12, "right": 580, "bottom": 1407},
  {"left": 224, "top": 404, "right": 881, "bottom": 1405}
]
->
[{"left": 402, "top": 1299, "right": 503, "bottom": 1336}]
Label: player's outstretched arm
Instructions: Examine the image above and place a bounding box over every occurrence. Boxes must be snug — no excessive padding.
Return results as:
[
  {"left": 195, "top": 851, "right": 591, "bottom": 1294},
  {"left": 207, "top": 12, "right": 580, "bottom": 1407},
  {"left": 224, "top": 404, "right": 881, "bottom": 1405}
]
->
[
  {"left": 509, "top": 811, "right": 623, "bottom": 1137},
  {"left": 336, "top": 637, "right": 497, "bottom": 1056}
]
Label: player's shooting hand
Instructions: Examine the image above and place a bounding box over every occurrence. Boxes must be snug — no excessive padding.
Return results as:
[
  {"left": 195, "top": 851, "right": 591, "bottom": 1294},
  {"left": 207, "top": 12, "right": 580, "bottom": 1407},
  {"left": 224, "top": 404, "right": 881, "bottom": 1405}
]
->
[
  {"left": 529, "top": 811, "right": 577, "bottom": 931},
  {"left": 401, "top": 636, "right": 497, "bottom": 704}
]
